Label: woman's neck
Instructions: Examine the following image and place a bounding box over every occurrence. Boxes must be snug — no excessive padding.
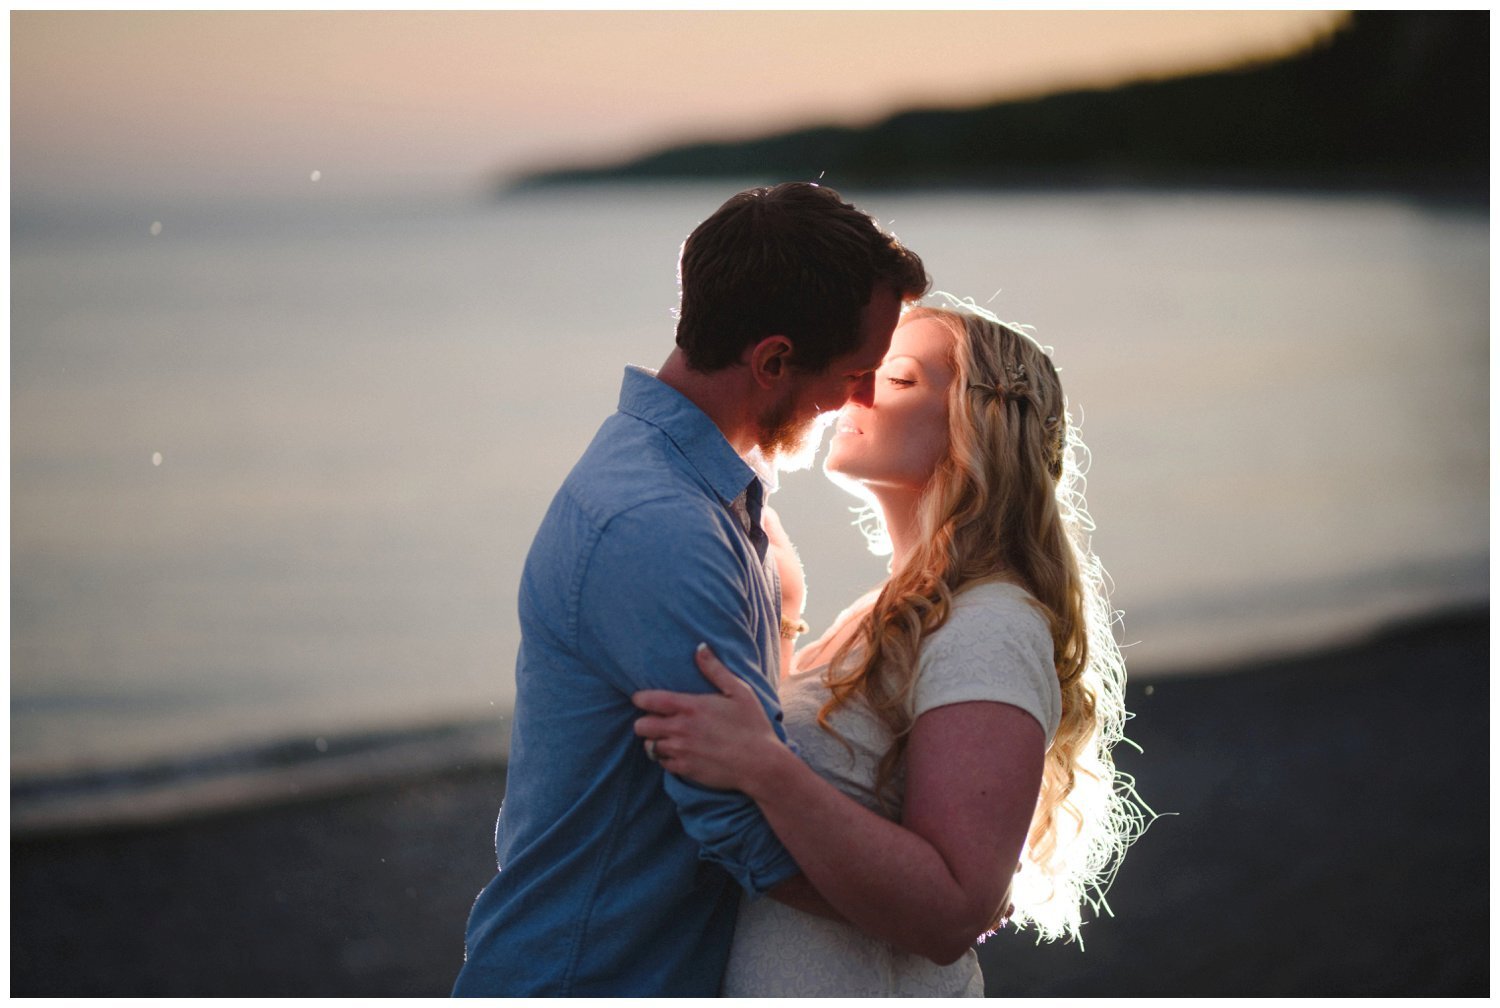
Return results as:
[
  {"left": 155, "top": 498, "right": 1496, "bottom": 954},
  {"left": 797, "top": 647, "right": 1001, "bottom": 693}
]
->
[
  {"left": 870, "top": 485, "right": 923, "bottom": 572},
  {"left": 795, "top": 486, "right": 922, "bottom": 672}
]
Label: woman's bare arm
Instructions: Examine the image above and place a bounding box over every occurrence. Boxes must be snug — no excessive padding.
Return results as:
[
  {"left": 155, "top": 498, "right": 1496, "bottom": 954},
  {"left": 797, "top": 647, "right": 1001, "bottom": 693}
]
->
[
  {"left": 766, "top": 872, "right": 843, "bottom": 921},
  {"left": 634, "top": 647, "right": 1043, "bottom": 963}
]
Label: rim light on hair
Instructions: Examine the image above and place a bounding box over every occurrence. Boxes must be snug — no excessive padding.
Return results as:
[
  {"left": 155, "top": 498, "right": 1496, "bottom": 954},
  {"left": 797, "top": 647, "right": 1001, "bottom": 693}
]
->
[{"left": 818, "top": 294, "right": 1151, "bottom": 945}]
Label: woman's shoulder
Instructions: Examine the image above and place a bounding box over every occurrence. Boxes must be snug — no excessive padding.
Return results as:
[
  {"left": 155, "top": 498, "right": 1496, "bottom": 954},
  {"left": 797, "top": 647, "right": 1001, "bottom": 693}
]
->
[
  {"left": 916, "top": 580, "right": 1061, "bottom": 739},
  {"left": 944, "top": 580, "right": 1051, "bottom": 641}
]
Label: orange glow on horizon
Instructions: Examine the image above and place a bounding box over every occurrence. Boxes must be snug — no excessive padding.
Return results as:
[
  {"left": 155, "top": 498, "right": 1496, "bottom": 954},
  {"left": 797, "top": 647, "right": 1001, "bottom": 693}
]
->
[{"left": 11, "top": 10, "right": 1348, "bottom": 199}]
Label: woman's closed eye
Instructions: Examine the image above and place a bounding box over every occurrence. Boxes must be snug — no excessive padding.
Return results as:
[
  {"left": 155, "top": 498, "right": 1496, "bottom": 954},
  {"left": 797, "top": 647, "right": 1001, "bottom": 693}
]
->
[{"left": 884, "top": 375, "right": 917, "bottom": 387}]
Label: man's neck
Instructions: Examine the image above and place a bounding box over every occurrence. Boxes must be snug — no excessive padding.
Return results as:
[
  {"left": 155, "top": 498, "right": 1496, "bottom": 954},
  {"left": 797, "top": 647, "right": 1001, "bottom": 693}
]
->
[{"left": 656, "top": 348, "right": 760, "bottom": 457}]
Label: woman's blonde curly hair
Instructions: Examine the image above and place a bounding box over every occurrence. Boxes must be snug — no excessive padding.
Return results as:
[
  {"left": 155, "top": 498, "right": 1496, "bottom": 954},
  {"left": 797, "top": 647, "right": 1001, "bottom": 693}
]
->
[{"left": 818, "top": 301, "right": 1148, "bottom": 944}]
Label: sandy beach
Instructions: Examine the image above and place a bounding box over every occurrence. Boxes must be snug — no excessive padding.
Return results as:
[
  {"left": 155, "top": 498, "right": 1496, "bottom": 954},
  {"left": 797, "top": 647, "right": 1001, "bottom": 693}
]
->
[{"left": 11, "top": 607, "right": 1487, "bottom": 997}]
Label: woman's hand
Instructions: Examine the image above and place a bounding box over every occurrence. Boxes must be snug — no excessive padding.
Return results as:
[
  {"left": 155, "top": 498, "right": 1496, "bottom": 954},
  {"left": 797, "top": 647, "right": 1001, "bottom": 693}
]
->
[
  {"left": 632, "top": 644, "right": 793, "bottom": 794},
  {"left": 762, "top": 505, "right": 805, "bottom": 679},
  {"left": 762, "top": 505, "right": 805, "bottom": 629}
]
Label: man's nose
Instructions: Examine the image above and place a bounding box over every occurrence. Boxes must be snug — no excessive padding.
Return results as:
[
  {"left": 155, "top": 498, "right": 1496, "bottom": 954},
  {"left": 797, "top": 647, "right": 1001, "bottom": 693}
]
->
[{"left": 848, "top": 372, "right": 876, "bottom": 408}]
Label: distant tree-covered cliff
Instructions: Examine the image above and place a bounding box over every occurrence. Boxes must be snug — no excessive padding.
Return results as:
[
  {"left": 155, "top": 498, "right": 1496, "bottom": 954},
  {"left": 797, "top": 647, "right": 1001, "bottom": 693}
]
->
[{"left": 513, "top": 12, "right": 1486, "bottom": 193}]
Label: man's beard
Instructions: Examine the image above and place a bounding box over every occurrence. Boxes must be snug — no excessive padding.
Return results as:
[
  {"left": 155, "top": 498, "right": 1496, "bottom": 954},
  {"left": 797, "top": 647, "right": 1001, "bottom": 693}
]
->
[{"left": 756, "top": 393, "right": 835, "bottom": 474}]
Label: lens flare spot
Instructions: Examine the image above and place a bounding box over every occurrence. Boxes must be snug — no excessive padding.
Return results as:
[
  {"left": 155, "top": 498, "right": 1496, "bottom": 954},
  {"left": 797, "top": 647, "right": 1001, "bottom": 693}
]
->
[
  {"left": 309, "top": 169, "right": 322, "bottom": 182},
  {"left": 149, "top": 221, "right": 162, "bottom": 236},
  {"left": 151, "top": 452, "right": 163, "bottom": 467}
]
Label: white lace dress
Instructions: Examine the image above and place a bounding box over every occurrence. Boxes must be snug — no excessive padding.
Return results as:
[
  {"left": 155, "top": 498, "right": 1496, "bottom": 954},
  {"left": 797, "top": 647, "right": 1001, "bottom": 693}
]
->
[{"left": 722, "top": 581, "right": 1062, "bottom": 997}]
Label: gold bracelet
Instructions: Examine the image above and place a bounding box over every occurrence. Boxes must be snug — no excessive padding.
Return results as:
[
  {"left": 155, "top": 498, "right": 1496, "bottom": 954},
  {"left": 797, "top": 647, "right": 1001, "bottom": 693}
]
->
[{"left": 780, "top": 617, "right": 810, "bottom": 640}]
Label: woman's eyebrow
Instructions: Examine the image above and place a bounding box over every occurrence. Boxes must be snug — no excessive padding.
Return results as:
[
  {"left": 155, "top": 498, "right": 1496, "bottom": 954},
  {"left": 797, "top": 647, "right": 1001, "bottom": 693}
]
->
[{"left": 880, "top": 354, "right": 924, "bottom": 369}]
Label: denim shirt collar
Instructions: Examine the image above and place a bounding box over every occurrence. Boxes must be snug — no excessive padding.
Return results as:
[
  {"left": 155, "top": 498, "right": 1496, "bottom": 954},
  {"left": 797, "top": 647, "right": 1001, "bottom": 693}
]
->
[{"left": 618, "top": 366, "right": 761, "bottom": 506}]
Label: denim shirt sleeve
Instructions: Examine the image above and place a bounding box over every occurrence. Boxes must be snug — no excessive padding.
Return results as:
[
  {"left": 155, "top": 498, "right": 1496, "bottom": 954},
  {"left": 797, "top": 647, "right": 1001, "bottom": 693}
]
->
[{"left": 574, "top": 497, "right": 800, "bottom": 896}]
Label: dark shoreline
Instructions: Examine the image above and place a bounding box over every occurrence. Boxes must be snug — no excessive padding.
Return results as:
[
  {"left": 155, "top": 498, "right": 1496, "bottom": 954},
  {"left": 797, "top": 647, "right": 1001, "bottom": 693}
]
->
[
  {"left": 510, "top": 13, "right": 1486, "bottom": 206},
  {"left": 12, "top": 607, "right": 1488, "bottom": 996}
]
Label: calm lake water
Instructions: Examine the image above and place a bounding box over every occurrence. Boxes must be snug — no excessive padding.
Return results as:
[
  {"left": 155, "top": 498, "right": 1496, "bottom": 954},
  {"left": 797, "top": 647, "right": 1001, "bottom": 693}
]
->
[{"left": 11, "top": 183, "right": 1488, "bottom": 786}]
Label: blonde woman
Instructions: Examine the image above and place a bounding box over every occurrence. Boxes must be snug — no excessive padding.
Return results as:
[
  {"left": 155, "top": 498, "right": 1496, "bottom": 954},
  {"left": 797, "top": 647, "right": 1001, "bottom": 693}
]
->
[{"left": 633, "top": 304, "right": 1145, "bottom": 996}]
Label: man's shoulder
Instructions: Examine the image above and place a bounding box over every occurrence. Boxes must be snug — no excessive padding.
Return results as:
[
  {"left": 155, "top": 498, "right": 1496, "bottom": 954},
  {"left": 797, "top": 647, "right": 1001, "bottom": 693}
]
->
[{"left": 558, "top": 411, "right": 724, "bottom": 530}]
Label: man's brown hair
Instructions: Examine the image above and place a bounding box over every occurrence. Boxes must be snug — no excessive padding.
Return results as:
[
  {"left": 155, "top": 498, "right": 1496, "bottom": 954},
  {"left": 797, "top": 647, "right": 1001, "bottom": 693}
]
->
[{"left": 675, "top": 182, "right": 929, "bottom": 373}]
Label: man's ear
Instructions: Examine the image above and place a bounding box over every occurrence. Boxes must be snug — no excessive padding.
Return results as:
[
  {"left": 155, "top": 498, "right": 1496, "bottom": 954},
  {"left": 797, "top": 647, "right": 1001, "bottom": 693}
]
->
[{"left": 747, "top": 335, "right": 794, "bottom": 389}]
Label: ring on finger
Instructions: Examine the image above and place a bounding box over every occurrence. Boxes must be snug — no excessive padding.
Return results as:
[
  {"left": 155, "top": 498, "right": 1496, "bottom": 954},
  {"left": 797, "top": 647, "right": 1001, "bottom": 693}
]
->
[{"left": 644, "top": 739, "right": 658, "bottom": 762}]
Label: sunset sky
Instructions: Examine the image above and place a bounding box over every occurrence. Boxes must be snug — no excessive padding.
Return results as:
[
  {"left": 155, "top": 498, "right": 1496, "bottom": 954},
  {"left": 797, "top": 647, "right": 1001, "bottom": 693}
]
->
[{"left": 12, "top": 10, "right": 1347, "bottom": 202}]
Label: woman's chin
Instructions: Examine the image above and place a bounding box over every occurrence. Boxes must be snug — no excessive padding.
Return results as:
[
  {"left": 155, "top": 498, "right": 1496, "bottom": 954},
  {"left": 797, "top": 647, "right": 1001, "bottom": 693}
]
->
[{"left": 821, "top": 456, "right": 872, "bottom": 494}]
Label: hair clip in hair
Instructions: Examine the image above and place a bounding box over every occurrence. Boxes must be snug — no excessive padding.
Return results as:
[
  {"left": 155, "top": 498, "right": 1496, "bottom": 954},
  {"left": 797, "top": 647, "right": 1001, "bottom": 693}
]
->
[{"left": 970, "top": 381, "right": 1028, "bottom": 405}]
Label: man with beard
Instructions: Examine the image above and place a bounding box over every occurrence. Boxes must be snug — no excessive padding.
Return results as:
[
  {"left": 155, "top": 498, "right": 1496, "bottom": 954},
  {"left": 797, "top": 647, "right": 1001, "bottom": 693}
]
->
[{"left": 453, "top": 182, "right": 927, "bottom": 997}]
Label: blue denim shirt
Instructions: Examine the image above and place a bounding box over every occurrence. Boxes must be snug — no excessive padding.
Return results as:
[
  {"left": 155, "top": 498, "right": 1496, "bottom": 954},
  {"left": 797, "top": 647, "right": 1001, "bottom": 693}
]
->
[{"left": 453, "top": 367, "right": 799, "bottom": 996}]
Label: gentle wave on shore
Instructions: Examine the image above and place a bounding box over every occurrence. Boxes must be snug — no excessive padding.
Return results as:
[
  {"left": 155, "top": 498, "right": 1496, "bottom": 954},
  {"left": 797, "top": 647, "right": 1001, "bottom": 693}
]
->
[
  {"left": 11, "top": 719, "right": 508, "bottom": 838},
  {"left": 13, "top": 603, "right": 1485, "bottom": 837}
]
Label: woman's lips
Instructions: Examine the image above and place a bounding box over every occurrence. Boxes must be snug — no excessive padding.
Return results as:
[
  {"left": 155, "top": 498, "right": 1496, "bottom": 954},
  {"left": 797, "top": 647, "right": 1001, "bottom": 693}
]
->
[{"left": 835, "top": 418, "right": 862, "bottom": 435}]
